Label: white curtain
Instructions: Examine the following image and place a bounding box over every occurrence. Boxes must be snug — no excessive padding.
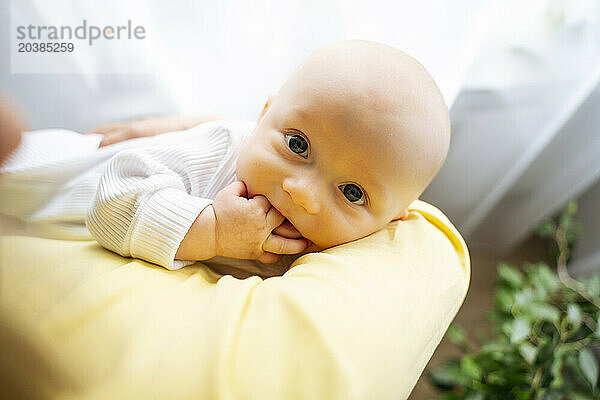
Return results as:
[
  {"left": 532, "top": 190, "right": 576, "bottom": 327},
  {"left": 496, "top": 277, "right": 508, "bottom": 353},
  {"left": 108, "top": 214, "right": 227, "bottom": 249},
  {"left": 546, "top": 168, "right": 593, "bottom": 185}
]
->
[
  {"left": 421, "top": 0, "right": 600, "bottom": 275},
  {"left": 2, "top": 0, "right": 599, "bottom": 272}
]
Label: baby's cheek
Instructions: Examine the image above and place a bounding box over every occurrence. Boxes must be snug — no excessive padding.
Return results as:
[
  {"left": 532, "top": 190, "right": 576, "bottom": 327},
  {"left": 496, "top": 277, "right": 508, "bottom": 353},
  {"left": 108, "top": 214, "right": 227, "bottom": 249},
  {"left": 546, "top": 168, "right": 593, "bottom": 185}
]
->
[
  {"left": 305, "top": 221, "right": 355, "bottom": 249},
  {"left": 322, "top": 216, "right": 383, "bottom": 248}
]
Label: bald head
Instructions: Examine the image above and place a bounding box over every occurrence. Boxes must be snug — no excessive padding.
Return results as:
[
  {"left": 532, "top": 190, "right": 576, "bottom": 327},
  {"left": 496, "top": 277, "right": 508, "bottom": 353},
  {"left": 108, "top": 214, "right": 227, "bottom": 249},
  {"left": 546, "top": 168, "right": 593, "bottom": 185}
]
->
[
  {"left": 275, "top": 40, "right": 451, "bottom": 209},
  {"left": 239, "top": 40, "right": 451, "bottom": 250}
]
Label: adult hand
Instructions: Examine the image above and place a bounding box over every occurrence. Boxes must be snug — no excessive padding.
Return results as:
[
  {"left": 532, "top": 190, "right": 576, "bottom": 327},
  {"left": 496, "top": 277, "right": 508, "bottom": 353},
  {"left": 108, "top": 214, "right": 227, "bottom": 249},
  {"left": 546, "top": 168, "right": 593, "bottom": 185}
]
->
[
  {"left": 0, "top": 95, "right": 25, "bottom": 167},
  {"left": 87, "top": 115, "right": 220, "bottom": 147}
]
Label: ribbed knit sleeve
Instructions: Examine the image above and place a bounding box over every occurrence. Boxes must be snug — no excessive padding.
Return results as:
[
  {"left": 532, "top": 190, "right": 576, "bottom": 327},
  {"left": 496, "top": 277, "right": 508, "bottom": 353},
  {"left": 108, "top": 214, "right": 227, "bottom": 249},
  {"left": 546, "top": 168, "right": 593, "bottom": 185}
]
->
[{"left": 85, "top": 127, "right": 231, "bottom": 270}]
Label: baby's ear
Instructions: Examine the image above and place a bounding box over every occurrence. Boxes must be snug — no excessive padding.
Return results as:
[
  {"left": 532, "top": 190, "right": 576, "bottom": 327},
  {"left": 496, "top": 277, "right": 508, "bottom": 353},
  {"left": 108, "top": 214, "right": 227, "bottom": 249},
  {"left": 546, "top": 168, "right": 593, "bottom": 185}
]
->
[
  {"left": 391, "top": 208, "right": 409, "bottom": 221},
  {"left": 257, "top": 93, "right": 276, "bottom": 123}
]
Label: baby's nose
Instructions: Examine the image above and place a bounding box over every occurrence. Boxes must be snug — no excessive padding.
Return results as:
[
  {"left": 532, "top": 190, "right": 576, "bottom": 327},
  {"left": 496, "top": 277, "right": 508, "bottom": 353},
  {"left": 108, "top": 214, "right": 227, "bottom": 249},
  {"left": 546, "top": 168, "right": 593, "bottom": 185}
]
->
[{"left": 282, "top": 176, "right": 320, "bottom": 214}]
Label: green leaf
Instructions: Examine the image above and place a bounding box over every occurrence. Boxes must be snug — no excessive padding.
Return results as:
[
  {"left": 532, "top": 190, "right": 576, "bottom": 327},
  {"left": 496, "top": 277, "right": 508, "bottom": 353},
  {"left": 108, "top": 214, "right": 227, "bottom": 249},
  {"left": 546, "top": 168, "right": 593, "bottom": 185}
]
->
[
  {"left": 567, "top": 392, "right": 596, "bottom": 400},
  {"left": 536, "top": 336, "right": 557, "bottom": 364},
  {"left": 511, "top": 318, "right": 531, "bottom": 343},
  {"left": 578, "top": 348, "right": 598, "bottom": 389},
  {"left": 532, "top": 282, "right": 550, "bottom": 302},
  {"left": 519, "top": 342, "right": 537, "bottom": 364},
  {"left": 550, "top": 350, "right": 565, "bottom": 388},
  {"left": 566, "top": 200, "right": 578, "bottom": 216},
  {"left": 461, "top": 356, "right": 483, "bottom": 381},
  {"left": 464, "top": 392, "right": 485, "bottom": 400},
  {"left": 486, "top": 371, "right": 506, "bottom": 385},
  {"left": 535, "top": 220, "right": 557, "bottom": 239},
  {"left": 540, "top": 389, "right": 565, "bottom": 400},
  {"left": 519, "top": 302, "right": 561, "bottom": 324},
  {"left": 495, "top": 288, "right": 515, "bottom": 313},
  {"left": 530, "top": 263, "right": 560, "bottom": 292},
  {"left": 565, "top": 352, "right": 591, "bottom": 388},
  {"left": 587, "top": 274, "right": 600, "bottom": 297},
  {"left": 511, "top": 388, "right": 532, "bottom": 400},
  {"left": 480, "top": 341, "right": 510, "bottom": 353},
  {"left": 596, "top": 315, "right": 600, "bottom": 339},
  {"left": 498, "top": 263, "right": 524, "bottom": 288},
  {"left": 501, "top": 321, "right": 513, "bottom": 337},
  {"left": 514, "top": 288, "right": 535, "bottom": 307},
  {"left": 428, "top": 360, "right": 470, "bottom": 389},
  {"left": 560, "top": 212, "right": 573, "bottom": 230},
  {"left": 567, "top": 304, "right": 582, "bottom": 330},
  {"left": 446, "top": 324, "right": 467, "bottom": 347}
]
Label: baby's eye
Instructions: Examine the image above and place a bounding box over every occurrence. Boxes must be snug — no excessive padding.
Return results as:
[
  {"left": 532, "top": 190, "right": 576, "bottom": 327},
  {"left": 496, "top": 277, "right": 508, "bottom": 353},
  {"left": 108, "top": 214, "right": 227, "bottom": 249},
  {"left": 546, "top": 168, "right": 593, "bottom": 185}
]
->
[
  {"left": 285, "top": 133, "right": 309, "bottom": 158},
  {"left": 339, "top": 183, "right": 365, "bottom": 205}
]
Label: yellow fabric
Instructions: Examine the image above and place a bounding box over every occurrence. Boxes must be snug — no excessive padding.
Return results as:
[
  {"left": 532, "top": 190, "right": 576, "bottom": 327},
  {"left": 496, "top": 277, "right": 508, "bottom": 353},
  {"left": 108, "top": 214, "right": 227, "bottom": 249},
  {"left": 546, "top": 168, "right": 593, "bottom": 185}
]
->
[{"left": 0, "top": 200, "right": 470, "bottom": 400}]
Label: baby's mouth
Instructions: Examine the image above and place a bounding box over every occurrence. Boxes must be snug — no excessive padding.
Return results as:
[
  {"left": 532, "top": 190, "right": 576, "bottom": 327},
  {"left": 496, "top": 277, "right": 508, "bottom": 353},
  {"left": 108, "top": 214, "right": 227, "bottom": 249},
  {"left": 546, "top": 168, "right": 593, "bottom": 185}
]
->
[
  {"left": 262, "top": 193, "right": 303, "bottom": 237},
  {"left": 282, "top": 217, "right": 299, "bottom": 231},
  {"left": 272, "top": 207, "right": 301, "bottom": 236}
]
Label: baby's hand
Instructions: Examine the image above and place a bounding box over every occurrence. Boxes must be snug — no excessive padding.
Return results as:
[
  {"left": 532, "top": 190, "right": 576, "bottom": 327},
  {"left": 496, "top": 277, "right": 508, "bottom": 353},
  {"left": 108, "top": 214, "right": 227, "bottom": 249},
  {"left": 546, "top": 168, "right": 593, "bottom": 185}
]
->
[{"left": 212, "top": 181, "right": 310, "bottom": 264}]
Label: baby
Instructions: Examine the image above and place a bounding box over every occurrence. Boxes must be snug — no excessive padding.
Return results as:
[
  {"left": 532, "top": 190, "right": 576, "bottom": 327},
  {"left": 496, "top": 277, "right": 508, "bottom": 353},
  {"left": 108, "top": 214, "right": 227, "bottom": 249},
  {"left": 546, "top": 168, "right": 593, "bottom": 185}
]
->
[
  {"left": 1, "top": 40, "right": 450, "bottom": 276},
  {"left": 172, "top": 40, "right": 450, "bottom": 266}
]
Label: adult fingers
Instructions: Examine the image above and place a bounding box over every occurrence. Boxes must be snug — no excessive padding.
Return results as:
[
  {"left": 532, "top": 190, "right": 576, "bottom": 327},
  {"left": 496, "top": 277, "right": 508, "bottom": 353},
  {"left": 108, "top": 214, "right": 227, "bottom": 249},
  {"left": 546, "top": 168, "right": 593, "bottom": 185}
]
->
[
  {"left": 98, "top": 128, "right": 129, "bottom": 147},
  {"left": 272, "top": 219, "right": 303, "bottom": 238},
  {"left": 86, "top": 123, "right": 121, "bottom": 134},
  {"left": 262, "top": 234, "right": 309, "bottom": 255},
  {"left": 257, "top": 252, "right": 282, "bottom": 264}
]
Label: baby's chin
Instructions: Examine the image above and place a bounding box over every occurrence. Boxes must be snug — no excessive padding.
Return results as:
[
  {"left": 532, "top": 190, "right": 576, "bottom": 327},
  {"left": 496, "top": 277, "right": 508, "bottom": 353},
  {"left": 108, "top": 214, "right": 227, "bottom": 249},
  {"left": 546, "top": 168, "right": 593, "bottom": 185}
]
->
[
  {"left": 304, "top": 242, "right": 324, "bottom": 253},
  {"left": 291, "top": 241, "right": 322, "bottom": 257}
]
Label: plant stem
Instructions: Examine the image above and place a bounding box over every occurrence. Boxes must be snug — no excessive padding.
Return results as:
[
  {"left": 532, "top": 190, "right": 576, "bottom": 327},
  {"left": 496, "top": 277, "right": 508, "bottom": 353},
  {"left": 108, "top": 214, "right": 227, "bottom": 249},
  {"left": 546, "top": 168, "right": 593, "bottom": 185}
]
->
[
  {"left": 531, "top": 367, "right": 543, "bottom": 390},
  {"left": 555, "top": 226, "right": 600, "bottom": 310}
]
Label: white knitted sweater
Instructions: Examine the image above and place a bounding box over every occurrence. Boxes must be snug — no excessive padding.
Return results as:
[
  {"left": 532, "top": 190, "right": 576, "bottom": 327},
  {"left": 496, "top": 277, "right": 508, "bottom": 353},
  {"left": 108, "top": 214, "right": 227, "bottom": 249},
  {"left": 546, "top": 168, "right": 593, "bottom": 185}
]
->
[{"left": 0, "top": 120, "right": 256, "bottom": 270}]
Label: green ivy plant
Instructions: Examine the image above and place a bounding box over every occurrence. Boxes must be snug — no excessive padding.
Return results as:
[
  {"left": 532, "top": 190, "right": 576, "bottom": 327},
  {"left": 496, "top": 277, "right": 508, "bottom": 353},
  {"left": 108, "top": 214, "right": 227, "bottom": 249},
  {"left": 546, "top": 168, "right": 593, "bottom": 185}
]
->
[{"left": 427, "top": 201, "right": 600, "bottom": 400}]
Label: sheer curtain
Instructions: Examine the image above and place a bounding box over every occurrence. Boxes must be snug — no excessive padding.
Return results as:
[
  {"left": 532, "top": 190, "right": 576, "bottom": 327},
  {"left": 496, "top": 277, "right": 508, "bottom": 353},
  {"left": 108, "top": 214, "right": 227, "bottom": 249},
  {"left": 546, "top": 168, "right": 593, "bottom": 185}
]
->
[
  {"left": 1, "top": 0, "right": 497, "bottom": 126},
  {"left": 2, "top": 0, "right": 598, "bottom": 272},
  {"left": 421, "top": 0, "right": 600, "bottom": 275}
]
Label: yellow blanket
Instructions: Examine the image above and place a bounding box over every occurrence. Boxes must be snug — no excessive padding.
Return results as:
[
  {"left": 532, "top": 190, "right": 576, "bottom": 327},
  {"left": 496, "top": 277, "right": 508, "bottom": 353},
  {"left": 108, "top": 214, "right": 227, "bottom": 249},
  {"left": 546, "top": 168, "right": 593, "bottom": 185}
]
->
[{"left": 0, "top": 200, "right": 470, "bottom": 400}]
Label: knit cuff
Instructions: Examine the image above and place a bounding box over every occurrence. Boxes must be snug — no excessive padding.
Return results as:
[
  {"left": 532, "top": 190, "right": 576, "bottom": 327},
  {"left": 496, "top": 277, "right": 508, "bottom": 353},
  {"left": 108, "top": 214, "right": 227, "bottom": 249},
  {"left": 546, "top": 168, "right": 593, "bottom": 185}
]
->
[{"left": 129, "top": 187, "right": 213, "bottom": 270}]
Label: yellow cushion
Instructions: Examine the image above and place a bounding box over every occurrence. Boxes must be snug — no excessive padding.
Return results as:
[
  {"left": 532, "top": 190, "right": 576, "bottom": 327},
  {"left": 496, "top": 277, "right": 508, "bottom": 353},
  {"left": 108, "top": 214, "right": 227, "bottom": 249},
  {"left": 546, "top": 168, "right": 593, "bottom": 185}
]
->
[{"left": 0, "top": 199, "right": 470, "bottom": 400}]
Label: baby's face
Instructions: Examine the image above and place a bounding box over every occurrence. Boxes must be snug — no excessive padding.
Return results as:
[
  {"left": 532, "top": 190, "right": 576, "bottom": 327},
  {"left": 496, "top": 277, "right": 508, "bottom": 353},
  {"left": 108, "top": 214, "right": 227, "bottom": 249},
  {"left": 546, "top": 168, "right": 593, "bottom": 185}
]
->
[
  {"left": 236, "top": 87, "right": 409, "bottom": 250},
  {"left": 236, "top": 41, "right": 450, "bottom": 251}
]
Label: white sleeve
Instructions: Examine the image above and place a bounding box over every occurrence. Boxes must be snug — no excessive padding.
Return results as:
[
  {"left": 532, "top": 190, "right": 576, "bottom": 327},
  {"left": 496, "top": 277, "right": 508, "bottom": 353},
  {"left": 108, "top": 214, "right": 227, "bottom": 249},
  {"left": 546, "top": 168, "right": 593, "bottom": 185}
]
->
[{"left": 86, "top": 140, "right": 229, "bottom": 270}]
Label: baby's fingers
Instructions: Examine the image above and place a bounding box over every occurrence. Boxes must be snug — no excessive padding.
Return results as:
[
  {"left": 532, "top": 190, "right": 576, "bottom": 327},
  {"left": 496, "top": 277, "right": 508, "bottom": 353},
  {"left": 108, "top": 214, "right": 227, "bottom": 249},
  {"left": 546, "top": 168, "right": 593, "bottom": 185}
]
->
[
  {"left": 272, "top": 219, "right": 303, "bottom": 239},
  {"left": 257, "top": 252, "right": 282, "bottom": 264},
  {"left": 220, "top": 181, "right": 248, "bottom": 199},
  {"left": 250, "top": 194, "right": 272, "bottom": 214},
  {"left": 263, "top": 234, "right": 309, "bottom": 255},
  {"left": 265, "top": 206, "right": 285, "bottom": 229}
]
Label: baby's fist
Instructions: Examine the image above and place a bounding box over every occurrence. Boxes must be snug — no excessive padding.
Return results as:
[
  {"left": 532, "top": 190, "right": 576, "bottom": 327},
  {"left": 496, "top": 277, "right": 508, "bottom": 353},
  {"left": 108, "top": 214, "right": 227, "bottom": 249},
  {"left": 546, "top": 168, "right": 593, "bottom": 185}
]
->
[{"left": 212, "top": 181, "right": 309, "bottom": 263}]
